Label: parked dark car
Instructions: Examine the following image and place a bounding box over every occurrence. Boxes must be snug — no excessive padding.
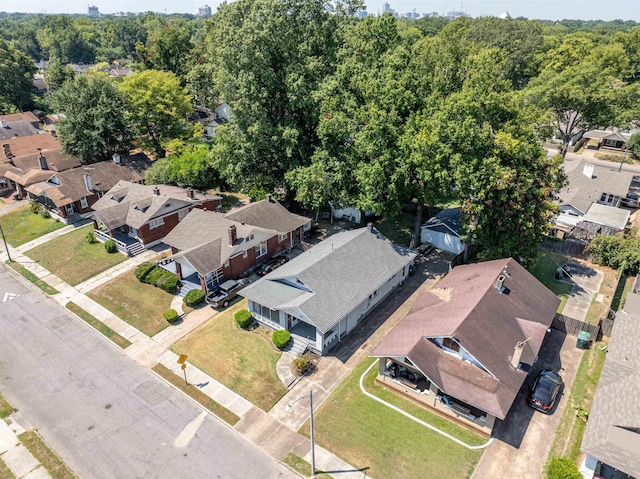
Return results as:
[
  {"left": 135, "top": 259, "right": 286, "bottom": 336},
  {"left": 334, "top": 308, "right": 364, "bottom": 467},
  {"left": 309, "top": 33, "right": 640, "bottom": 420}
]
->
[
  {"left": 255, "top": 256, "right": 289, "bottom": 276},
  {"left": 208, "top": 278, "right": 251, "bottom": 308},
  {"left": 528, "top": 370, "right": 563, "bottom": 413}
]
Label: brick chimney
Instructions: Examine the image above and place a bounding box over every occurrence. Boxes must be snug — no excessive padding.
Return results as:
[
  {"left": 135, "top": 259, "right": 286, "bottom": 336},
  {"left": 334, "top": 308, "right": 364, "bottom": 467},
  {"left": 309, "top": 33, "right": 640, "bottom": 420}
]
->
[
  {"left": 265, "top": 194, "right": 273, "bottom": 202},
  {"left": 228, "top": 224, "right": 237, "bottom": 246},
  {"left": 84, "top": 173, "right": 93, "bottom": 192},
  {"left": 367, "top": 222, "right": 373, "bottom": 232},
  {"left": 2, "top": 143, "right": 12, "bottom": 159},
  {"left": 38, "top": 151, "right": 48, "bottom": 170},
  {"left": 112, "top": 153, "right": 121, "bottom": 164},
  {"left": 186, "top": 187, "right": 195, "bottom": 200},
  {"left": 495, "top": 274, "right": 506, "bottom": 293},
  {"left": 511, "top": 341, "right": 526, "bottom": 369},
  {"left": 153, "top": 186, "right": 160, "bottom": 196}
]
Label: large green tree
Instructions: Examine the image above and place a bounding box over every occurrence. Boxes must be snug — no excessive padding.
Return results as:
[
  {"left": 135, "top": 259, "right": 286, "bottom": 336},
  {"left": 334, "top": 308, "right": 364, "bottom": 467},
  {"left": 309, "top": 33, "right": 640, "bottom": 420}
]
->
[
  {"left": 145, "top": 144, "right": 220, "bottom": 189},
  {"left": 0, "top": 38, "right": 36, "bottom": 112},
  {"left": 119, "top": 70, "right": 193, "bottom": 158},
  {"left": 54, "top": 76, "right": 132, "bottom": 163},
  {"left": 206, "top": 0, "right": 360, "bottom": 192},
  {"left": 38, "top": 15, "right": 95, "bottom": 64},
  {"left": 135, "top": 21, "right": 194, "bottom": 80}
]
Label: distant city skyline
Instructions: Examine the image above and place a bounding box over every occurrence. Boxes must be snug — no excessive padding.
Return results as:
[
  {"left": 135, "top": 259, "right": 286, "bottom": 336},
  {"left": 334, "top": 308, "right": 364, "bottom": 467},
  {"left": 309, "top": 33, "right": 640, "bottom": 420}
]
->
[{"left": 2, "top": 0, "right": 640, "bottom": 22}]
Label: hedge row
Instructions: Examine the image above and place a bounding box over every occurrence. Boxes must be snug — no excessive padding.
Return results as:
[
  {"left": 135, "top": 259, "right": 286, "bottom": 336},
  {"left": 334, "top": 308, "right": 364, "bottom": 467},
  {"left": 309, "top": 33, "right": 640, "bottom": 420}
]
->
[{"left": 135, "top": 262, "right": 179, "bottom": 293}]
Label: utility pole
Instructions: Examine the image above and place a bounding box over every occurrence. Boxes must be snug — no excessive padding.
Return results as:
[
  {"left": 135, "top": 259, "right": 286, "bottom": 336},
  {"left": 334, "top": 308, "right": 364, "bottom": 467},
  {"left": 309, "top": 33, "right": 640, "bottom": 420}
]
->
[{"left": 0, "top": 224, "right": 11, "bottom": 262}]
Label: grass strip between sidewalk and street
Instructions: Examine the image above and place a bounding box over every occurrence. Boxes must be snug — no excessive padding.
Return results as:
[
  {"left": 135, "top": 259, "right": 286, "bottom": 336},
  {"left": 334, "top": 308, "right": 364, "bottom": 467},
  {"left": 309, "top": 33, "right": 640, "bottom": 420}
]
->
[
  {"left": 65, "top": 302, "right": 131, "bottom": 349},
  {"left": 281, "top": 452, "right": 333, "bottom": 478},
  {"left": 18, "top": 430, "right": 77, "bottom": 479},
  {"left": 152, "top": 364, "right": 240, "bottom": 426},
  {"left": 0, "top": 394, "right": 14, "bottom": 419},
  {"left": 0, "top": 458, "right": 16, "bottom": 479},
  {"left": 6, "top": 261, "right": 59, "bottom": 295}
]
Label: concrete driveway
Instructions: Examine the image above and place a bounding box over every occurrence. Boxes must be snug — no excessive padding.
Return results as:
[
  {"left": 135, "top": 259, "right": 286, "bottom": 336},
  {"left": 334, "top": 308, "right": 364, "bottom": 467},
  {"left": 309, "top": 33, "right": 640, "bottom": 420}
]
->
[{"left": 472, "top": 329, "right": 584, "bottom": 479}]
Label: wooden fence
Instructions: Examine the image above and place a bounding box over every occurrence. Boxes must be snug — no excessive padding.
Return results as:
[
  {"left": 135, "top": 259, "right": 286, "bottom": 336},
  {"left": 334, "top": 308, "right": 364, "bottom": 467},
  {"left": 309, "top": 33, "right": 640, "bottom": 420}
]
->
[
  {"left": 600, "top": 318, "right": 615, "bottom": 337},
  {"left": 552, "top": 313, "right": 600, "bottom": 339},
  {"left": 541, "top": 238, "right": 588, "bottom": 258}
]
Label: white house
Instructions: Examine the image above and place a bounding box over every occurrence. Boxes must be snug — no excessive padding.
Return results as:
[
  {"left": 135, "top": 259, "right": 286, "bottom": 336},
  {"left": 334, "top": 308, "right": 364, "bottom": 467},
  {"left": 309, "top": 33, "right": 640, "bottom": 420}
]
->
[
  {"left": 420, "top": 208, "right": 464, "bottom": 254},
  {"left": 240, "top": 225, "right": 416, "bottom": 355}
]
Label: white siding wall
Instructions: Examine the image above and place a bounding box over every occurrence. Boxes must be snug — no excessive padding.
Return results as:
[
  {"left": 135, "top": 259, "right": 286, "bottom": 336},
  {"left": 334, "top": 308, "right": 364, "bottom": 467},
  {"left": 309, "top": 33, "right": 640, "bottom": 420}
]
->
[{"left": 420, "top": 229, "right": 464, "bottom": 254}]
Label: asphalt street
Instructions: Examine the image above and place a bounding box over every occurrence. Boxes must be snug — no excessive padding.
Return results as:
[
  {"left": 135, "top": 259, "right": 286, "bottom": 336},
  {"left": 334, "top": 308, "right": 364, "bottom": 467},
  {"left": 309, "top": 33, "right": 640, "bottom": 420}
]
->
[{"left": 0, "top": 265, "right": 293, "bottom": 479}]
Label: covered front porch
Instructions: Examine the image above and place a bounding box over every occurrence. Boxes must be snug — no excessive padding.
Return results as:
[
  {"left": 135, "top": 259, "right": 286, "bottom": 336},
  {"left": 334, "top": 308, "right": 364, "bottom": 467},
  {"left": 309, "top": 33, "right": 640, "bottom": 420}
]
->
[
  {"left": 93, "top": 224, "right": 146, "bottom": 256},
  {"left": 376, "top": 358, "right": 495, "bottom": 436},
  {"left": 157, "top": 259, "right": 208, "bottom": 297}
]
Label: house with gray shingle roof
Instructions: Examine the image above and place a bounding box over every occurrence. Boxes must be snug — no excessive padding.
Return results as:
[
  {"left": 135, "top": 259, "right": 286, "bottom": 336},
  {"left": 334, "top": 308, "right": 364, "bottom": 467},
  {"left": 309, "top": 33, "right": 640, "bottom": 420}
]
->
[
  {"left": 90, "top": 181, "right": 221, "bottom": 256},
  {"left": 370, "top": 258, "right": 559, "bottom": 435},
  {"left": 420, "top": 207, "right": 465, "bottom": 254},
  {"left": 162, "top": 194, "right": 311, "bottom": 292},
  {"left": 240, "top": 225, "right": 416, "bottom": 355},
  {"left": 580, "top": 293, "right": 640, "bottom": 479}
]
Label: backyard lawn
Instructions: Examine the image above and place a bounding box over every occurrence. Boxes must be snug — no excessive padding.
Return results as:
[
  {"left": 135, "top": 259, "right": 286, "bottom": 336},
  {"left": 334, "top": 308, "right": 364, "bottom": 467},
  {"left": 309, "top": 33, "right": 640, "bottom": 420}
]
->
[
  {"left": 375, "top": 212, "right": 415, "bottom": 246},
  {"left": 26, "top": 225, "right": 126, "bottom": 285},
  {"left": 88, "top": 270, "right": 172, "bottom": 336},
  {"left": 0, "top": 205, "right": 65, "bottom": 246},
  {"left": 300, "top": 359, "right": 484, "bottom": 479},
  {"left": 172, "top": 299, "right": 288, "bottom": 411},
  {"left": 529, "top": 250, "right": 574, "bottom": 312}
]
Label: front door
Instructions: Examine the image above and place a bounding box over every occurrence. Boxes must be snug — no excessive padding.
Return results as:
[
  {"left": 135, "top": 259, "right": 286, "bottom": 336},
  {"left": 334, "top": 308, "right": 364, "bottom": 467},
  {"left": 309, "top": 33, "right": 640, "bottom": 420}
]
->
[{"left": 64, "top": 203, "right": 76, "bottom": 216}]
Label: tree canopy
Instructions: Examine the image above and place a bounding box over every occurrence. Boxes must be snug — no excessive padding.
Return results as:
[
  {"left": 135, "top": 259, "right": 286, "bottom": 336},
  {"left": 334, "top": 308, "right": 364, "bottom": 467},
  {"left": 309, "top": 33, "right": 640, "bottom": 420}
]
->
[{"left": 0, "top": 38, "right": 36, "bottom": 112}]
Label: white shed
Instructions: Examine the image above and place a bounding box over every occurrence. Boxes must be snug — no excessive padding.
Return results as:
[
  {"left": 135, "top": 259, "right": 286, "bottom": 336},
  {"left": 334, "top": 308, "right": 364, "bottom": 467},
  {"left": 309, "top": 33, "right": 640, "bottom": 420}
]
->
[{"left": 420, "top": 208, "right": 465, "bottom": 254}]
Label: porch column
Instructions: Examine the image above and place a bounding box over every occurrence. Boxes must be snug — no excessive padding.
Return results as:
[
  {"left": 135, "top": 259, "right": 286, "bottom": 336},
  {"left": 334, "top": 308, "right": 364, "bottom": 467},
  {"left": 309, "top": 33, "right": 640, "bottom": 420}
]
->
[
  {"left": 175, "top": 261, "right": 183, "bottom": 280},
  {"left": 377, "top": 358, "right": 386, "bottom": 376},
  {"left": 109, "top": 230, "right": 115, "bottom": 238},
  {"left": 92, "top": 219, "right": 98, "bottom": 230},
  {"left": 199, "top": 275, "right": 206, "bottom": 291}
]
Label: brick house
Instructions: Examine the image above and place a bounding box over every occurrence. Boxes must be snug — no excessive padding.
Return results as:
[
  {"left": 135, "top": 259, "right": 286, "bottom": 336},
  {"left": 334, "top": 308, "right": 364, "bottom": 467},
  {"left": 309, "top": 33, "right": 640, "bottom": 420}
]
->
[
  {"left": 161, "top": 194, "right": 311, "bottom": 292},
  {"left": 90, "top": 181, "right": 222, "bottom": 256},
  {"left": 25, "top": 153, "right": 152, "bottom": 224}
]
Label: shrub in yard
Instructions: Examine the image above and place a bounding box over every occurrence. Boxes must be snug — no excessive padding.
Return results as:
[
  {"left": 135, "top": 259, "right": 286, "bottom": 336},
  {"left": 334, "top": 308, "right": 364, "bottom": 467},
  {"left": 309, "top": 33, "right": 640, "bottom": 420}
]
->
[
  {"left": 163, "top": 309, "right": 179, "bottom": 322},
  {"left": 104, "top": 239, "right": 117, "bottom": 253},
  {"left": 135, "top": 262, "right": 156, "bottom": 282},
  {"left": 85, "top": 231, "right": 97, "bottom": 244},
  {"left": 184, "top": 289, "right": 205, "bottom": 307},
  {"left": 546, "top": 457, "right": 582, "bottom": 479},
  {"left": 156, "top": 274, "right": 178, "bottom": 293},
  {"left": 272, "top": 329, "right": 291, "bottom": 349},
  {"left": 293, "top": 353, "right": 313, "bottom": 375},
  {"left": 38, "top": 206, "right": 51, "bottom": 218},
  {"left": 29, "top": 199, "right": 40, "bottom": 214},
  {"left": 144, "top": 265, "right": 164, "bottom": 284},
  {"left": 235, "top": 309, "right": 253, "bottom": 329}
]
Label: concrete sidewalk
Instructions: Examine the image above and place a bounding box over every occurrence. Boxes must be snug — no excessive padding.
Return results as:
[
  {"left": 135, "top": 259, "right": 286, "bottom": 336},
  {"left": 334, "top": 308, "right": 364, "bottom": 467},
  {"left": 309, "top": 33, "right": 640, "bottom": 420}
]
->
[{"left": 1, "top": 414, "right": 51, "bottom": 479}]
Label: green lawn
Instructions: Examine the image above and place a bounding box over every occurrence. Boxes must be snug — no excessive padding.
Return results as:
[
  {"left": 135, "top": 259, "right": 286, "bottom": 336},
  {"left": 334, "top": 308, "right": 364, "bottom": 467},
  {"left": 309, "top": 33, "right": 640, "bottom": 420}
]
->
[
  {"left": 529, "top": 251, "right": 574, "bottom": 312},
  {"left": 281, "top": 452, "right": 332, "bottom": 478},
  {"left": 0, "top": 205, "right": 65, "bottom": 246},
  {"left": 301, "top": 360, "right": 484, "bottom": 479},
  {"left": 6, "top": 262, "right": 60, "bottom": 295},
  {"left": 87, "top": 271, "right": 171, "bottom": 337},
  {"left": 65, "top": 302, "right": 131, "bottom": 349},
  {"left": 375, "top": 212, "right": 415, "bottom": 246},
  {"left": 26, "top": 225, "right": 126, "bottom": 286},
  {"left": 0, "top": 459, "right": 16, "bottom": 479},
  {"left": 209, "top": 190, "right": 249, "bottom": 211},
  {"left": 152, "top": 364, "right": 240, "bottom": 425},
  {"left": 0, "top": 393, "right": 14, "bottom": 419},
  {"left": 172, "top": 299, "right": 288, "bottom": 411}
]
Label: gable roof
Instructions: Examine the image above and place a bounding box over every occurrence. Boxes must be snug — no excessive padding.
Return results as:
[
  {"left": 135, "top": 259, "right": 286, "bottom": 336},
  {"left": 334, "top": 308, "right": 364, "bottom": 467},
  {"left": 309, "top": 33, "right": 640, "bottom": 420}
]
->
[
  {"left": 558, "top": 160, "right": 634, "bottom": 214},
  {"left": 0, "top": 134, "right": 61, "bottom": 160},
  {"left": 421, "top": 207, "right": 463, "bottom": 237},
  {"left": 0, "top": 112, "right": 39, "bottom": 125},
  {"left": 163, "top": 208, "right": 272, "bottom": 276},
  {"left": 91, "top": 181, "right": 219, "bottom": 230},
  {"left": 224, "top": 196, "right": 310, "bottom": 233},
  {"left": 25, "top": 154, "right": 151, "bottom": 207},
  {"left": 583, "top": 129, "right": 634, "bottom": 142},
  {"left": 371, "top": 258, "right": 559, "bottom": 419},
  {"left": 241, "top": 227, "right": 416, "bottom": 333},
  {"left": 0, "top": 120, "right": 38, "bottom": 140},
  {"left": 581, "top": 301, "right": 640, "bottom": 478}
]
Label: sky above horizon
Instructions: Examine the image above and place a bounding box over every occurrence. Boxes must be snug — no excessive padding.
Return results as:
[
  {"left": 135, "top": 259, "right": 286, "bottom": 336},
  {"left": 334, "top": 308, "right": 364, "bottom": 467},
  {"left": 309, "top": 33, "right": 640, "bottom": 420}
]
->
[{"left": 2, "top": 0, "right": 640, "bottom": 22}]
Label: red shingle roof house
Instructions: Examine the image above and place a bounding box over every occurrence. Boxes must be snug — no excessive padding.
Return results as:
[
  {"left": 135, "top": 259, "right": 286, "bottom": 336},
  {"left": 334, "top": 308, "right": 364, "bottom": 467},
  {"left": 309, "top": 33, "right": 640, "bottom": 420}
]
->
[
  {"left": 161, "top": 194, "right": 311, "bottom": 292},
  {"left": 371, "top": 258, "right": 559, "bottom": 435},
  {"left": 25, "top": 153, "right": 152, "bottom": 224},
  {"left": 90, "top": 181, "right": 222, "bottom": 256}
]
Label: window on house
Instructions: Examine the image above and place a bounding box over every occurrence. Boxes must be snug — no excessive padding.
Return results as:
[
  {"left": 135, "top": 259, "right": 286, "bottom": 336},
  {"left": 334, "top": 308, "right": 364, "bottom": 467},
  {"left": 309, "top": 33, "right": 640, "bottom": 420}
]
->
[
  {"left": 149, "top": 218, "right": 165, "bottom": 229},
  {"left": 279, "top": 233, "right": 287, "bottom": 242},
  {"left": 255, "top": 241, "right": 267, "bottom": 258},
  {"left": 442, "top": 337, "right": 460, "bottom": 352},
  {"left": 243, "top": 250, "right": 248, "bottom": 259},
  {"left": 80, "top": 197, "right": 88, "bottom": 209},
  {"left": 250, "top": 234, "right": 254, "bottom": 240},
  {"left": 178, "top": 209, "right": 188, "bottom": 221},
  {"left": 224, "top": 259, "right": 230, "bottom": 267}
]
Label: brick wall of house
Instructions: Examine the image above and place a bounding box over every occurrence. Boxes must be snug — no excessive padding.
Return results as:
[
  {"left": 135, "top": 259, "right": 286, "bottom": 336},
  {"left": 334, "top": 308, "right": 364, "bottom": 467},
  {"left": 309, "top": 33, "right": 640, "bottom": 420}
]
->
[
  {"left": 138, "top": 211, "right": 182, "bottom": 245},
  {"left": 199, "top": 198, "right": 222, "bottom": 211}
]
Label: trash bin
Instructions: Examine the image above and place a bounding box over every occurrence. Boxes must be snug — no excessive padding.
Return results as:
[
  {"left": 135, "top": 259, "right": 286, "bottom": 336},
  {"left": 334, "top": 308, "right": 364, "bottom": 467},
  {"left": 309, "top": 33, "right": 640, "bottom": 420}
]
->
[{"left": 576, "top": 330, "right": 590, "bottom": 349}]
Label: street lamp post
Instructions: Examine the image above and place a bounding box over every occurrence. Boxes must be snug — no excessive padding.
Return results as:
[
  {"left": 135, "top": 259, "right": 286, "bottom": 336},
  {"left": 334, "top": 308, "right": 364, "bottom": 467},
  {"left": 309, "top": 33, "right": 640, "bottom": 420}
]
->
[
  {"left": 0, "top": 224, "right": 11, "bottom": 262},
  {"left": 286, "top": 389, "right": 315, "bottom": 478}
]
